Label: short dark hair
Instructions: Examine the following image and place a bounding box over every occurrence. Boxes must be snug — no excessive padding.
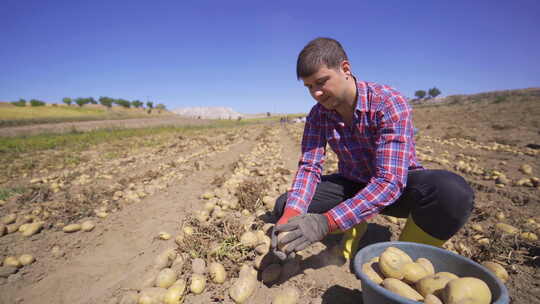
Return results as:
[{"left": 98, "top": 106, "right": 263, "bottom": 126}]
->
[{"left": 296, "top": 37, "right": 348, "bottom": 79}]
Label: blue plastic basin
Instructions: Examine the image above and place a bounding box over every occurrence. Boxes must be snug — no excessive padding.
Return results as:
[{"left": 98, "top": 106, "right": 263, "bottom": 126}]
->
[{"left": 353, "top": 241, "right": 509, "bottom": 304}]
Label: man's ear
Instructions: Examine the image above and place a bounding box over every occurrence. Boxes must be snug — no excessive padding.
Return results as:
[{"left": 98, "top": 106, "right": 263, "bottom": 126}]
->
[{"left": 340, "top": 60, "right": 352, "bottom": 76}]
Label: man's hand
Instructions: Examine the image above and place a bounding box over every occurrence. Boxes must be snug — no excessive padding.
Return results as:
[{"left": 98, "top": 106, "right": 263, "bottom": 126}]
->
[
  {"left": 270, "top": 227, "right": 289, "bottom": 261},
  {"left": 273, "top": 213, "right": 329, "bottom": 255}
]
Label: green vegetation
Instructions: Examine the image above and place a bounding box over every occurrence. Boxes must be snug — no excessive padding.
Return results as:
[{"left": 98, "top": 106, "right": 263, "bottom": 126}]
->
[
  {"left": 428, "top": 87, "right": 441, "bottom": 98},
  {"left": 0, "top": 186, "right": 26, "bottom": 201},
  {"left": 11, "top": 99, "right": 27, "bottom": 107},
  {"left": 62, "top": 97, "right": 72, "bottom": 106},
  {"left": 0, "top": 104, "right": 172, "bottom": 127},
  {"left": 0, "top": 119, "right": 264, "bottom": 155},
  {"left": 30, "top": 99, "right": 46, "bottom": 107},
  {"left": 415, "top": 90, "right": 426, "bottom": 99}
]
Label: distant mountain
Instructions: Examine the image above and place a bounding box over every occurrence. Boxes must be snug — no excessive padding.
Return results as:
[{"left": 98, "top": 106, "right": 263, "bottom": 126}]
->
[{"left": 172, "top": 107, "right": 243, "bottom": 119}]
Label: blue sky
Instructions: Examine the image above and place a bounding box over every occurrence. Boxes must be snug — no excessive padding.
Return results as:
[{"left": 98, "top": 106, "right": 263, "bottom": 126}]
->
[{"left": 1, "top": 0, "right": 539, "bottom": 114}]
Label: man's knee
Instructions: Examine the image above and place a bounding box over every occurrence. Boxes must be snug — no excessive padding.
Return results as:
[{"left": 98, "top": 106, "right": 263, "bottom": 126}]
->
[
  {"left": 273, "top": 193, "right": 288, "bottom": 218},
  {"left": 411, "top": 170, "right": 474, "bottom": 240}
]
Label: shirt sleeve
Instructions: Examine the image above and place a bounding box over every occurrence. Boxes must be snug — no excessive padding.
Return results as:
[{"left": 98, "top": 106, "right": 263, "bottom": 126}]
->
[
  {"left": 326, "top": 94, "right": 412, "bottom": 230},
  {"left": 285, "top": 107, "right": 327, "bottom": 214}
]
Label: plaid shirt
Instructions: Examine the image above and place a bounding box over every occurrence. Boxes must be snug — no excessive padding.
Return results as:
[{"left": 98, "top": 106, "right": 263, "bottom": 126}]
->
[{"left": 286, "top": 80, "right": 423, "bottom": 231}]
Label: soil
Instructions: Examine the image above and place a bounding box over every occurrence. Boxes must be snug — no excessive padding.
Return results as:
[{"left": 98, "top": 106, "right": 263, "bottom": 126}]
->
[{"left": 0, "top": 97, "right": 539, "bottom": 304}]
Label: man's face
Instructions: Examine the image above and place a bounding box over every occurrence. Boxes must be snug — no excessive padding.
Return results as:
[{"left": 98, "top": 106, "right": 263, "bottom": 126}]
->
[{"left": 301, "top": 64, "right": 350, "bottom": 111}]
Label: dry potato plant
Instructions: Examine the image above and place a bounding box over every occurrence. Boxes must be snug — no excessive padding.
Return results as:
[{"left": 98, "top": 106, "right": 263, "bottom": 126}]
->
[{"left": 177, "top": 215, "right": 255, "bottom": 272}]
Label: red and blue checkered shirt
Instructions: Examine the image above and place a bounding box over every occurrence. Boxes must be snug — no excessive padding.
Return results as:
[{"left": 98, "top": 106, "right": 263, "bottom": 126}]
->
[{"left": 285, "top": 80, "right": 424, "bottom": 231}]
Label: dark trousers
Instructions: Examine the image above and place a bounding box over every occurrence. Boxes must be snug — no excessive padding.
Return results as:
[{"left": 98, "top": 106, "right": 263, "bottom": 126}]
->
[{"left": 273, "top": 169, "right": 474, "bottom": 240}]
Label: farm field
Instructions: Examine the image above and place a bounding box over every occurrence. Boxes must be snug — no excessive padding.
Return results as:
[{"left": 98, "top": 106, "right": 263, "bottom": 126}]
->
[
  {"left": 0, "top": 103, "right": 175, "bottom": 128},
  {"left": 0, "top": 92, "right": 539, "bottom": 304}
]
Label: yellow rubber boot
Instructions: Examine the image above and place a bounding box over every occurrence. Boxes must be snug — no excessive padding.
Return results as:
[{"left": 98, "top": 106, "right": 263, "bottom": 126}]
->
[
  {"left": 398, "top": 215, "right": 445, "bottom": 247},
  {"left": 340, "top": 222, "right": 368, "bottom": 260}
]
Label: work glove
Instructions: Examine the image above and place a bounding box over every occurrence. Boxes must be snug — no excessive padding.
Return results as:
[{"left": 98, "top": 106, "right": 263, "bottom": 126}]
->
[
  {"left": 270, "top": 227, "right": 289, "bottom": 261},
  {"left": 273, "top": 213, "right": 329, "bottom": 257}
]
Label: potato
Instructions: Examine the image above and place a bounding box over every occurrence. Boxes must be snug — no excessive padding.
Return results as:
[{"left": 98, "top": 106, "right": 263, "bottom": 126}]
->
[
  {"left": 416, "top": 258, "right": 435, "bottom": 276},
  {"left": 255, "top": 209, "right": 266, "bottom": 218},
  {"left": 272, "top": 286, "right": 300, "bottom": 304},
  {"left": 22, "top": 222, "right": 43, "bottom": 237},
  {"left": 201, "top": 192, "right": 213, "bottom": 200},
  {"left": 495, "top": 223, "right": 519, "bottom": 235},
  {"left": 51, "top": 245, "right": 65, "bottom": 258},
  {"left": 209, "top": 262, "right": 227, "bottom": 284},
  {"left": 96, "top": 211, "right": 108, "bottom": 218},
  {"left": 196, "top": 210, "right": 209, "bottom": 222},
  {"left": 163, "top": 280, "right": 186, "bottom": 304},
  {"left": 7, "top": 223, "right": 20, "bottom": 234},
  {"left": 262, "top": 263, "right": 282, "bottom": 284},
  {"left": 415, "top": 273, "right": 458, "bottom": 297},
  {"left": 471, "top": 224, "right": 483, "bottom": 232},
  {"left": 19, "top": 254, "right": 35, "bottom": 266},
  {"left": 81, "top": 221, "right": 95, "bottom": 232},
  {"left": 240, "top": 231, "right": 258, "bottom": 248},
  {"left": 190, "top": 273, "right": 206, "bottom": 294},
  {"left": 154, "top": 248, "right": 177, "bottom": 270},
  {"left": 182, "top": 226, "right": 194, "bottom": 235},
  {"left": 2, "top": 213, "right": 16, "bottom": 225},
  {"left": 442, "top": 277, "right": 492, "bottom": 304},
  {"left": 382, "top": 278, "right": 424, "bottom": 301},
  {"left": 119, "top": 291, "right": 139, "bottom": 304},
  {"left": 362, "top": 260, "right": 384, "bottom": 284},
  {"left": 203, "top": 201, "right": 216, "bottom": 212},
  {"left": 520, "top": 232, "right": 538, "bottom": 241},
  {"left": 402, "top": 262, "right": 430, "bottom": 284},
  {"left": 241, "top": 209, "right": 251, "bottom": 216},
  {"left": 379, "top": 247, "right": 413, "bottom": 279},
  {"left": 138, "top": 287, "right": 167, "bottom": 304},
  {"left": 424, "top": 294, "right": 443, "bottom": 304},
  {"left": 159, "top": 232, "right": 172, "bottom": 240},
  {"left": 214, "top": 209, "right": 226, "bottom": 219},
  {"left": 170, "top": 255, "right": 185, "bottom": 275},
  {"left": 478, "top": 238, "right": 490, "bottom": 245},
  {"left": 262, "top": 223, "right": 273, "bottom": 234},
  {"left": 229, "top": 275, "right": 257, "bottom": 303},
  {"left": 63, "top": 223, "right": 82, "bottom": 233},
  {"left": 156, "top": 268, "right": 177, "bottom": 288},
  {"left": 239, "top": 264, "right": 257, "bottom": 279},
  {"left": 18, "top": 223, "right": 30, "bottom": 233},
  {"left": 4, "top": 256, "right": 21, "bottom": 268},
  {"left": 481, "top": 261, "right": 508, "bottom": 283},
  {"left": 255, "top": 239, "right": 272, "bottom": 255},
  {"left": 138, "top": 269, "right": 160, "bottom": 289},
  {"left": 191, "top": 258, "right": 206, "bottom": 274}
]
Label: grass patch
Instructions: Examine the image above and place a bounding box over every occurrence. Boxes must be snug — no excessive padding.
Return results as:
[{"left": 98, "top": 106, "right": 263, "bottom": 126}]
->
[
  {"left": 0, "top": 105, "right": 173, "bottom": 127},
  {"left": 0, "top": 119, "right": 259, "bottom": 155},
  {"left": 0, "top": 186, "right": 26, "bottom": 201}
]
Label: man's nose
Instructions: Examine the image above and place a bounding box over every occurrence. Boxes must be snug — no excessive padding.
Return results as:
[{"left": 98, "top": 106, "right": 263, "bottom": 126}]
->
[{"left": 314, "top": 90, "right": 324, "bottom": 98}]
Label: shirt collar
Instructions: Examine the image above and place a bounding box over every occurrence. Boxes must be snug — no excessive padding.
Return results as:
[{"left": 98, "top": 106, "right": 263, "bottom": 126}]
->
[
  {"left": 355, "top": 79, "right": 369, "bottom": 113},
  {"left": 318, "top": 79, "right": 369, "bottom": 122}
]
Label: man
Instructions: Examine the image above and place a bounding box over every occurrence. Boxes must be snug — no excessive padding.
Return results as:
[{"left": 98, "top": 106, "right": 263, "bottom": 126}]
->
[{"left": 271, "top": 37, "right": 474, "bottom": 261}]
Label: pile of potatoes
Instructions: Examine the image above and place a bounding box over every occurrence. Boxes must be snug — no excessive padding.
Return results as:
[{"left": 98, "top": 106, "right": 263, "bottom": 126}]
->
[
  {"left": 119, "top": 128, "right": 303, "bottom": 303},
  {"left": 362, "top": 246, "right": 496, "bottom": 304},
  {"left": 1, "top": 254, "right": 35, "bottom": 278}
]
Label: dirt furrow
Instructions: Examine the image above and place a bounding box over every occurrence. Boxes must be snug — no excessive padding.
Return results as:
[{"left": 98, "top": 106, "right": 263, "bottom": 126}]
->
[{"left": 0, "top": 127, "right": 262, "bottom": 304}]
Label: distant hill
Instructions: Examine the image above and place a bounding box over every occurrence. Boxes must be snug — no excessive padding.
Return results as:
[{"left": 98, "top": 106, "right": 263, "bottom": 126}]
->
[
  {"left": 172, "top": 106, "right": 243, "bottom": 119},
  {"left": 412, "top": 87, "right": 540, "bottom": 106}
]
